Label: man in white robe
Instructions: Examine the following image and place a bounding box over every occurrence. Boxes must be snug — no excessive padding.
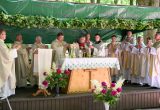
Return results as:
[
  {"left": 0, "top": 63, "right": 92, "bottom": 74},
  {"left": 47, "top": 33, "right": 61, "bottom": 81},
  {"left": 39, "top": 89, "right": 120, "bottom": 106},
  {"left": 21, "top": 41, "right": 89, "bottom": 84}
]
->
[
  {"left": 131, "top": 37, "right": 145, "bottom": 85},
  {"left": 0, "top": 29, "right": 20, "bottom": 99},
  {"left": 141, "top": 37, "right": 156, "bottom": 85},
  {"left": 120, "top": 36, "right": 133, "bottom": 83},
  {"left": 92, "top": 34, "right": 106, "bottom": 57},
  {"left": 13, "top": 34, "right": 30, "bottom": 87},
  {"left": 51, "top": 32, "right": 68, "bottom": 66},
  {"left": 30, "top": 36, "right": 46, "bottom": 86},
  {"left": 151, "top": 33, "right": 160, "bottom": 88},
  {"left": 107, "top": 35, "right": 119, "bottom": 81}
]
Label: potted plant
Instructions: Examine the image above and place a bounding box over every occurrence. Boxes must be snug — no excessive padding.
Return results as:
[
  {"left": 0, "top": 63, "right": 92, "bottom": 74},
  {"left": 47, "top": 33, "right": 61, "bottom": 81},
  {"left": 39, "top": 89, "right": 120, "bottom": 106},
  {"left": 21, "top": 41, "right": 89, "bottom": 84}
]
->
[{"left": 91, "top": 77, "right": 125, "bottom": 110}]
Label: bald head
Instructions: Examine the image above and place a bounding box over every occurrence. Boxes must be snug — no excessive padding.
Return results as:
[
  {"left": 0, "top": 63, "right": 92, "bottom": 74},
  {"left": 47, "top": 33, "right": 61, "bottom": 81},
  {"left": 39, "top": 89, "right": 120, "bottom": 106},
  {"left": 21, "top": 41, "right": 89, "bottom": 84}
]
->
[{"left": 35, "top": 36, "right": 42, "bottom": 44}]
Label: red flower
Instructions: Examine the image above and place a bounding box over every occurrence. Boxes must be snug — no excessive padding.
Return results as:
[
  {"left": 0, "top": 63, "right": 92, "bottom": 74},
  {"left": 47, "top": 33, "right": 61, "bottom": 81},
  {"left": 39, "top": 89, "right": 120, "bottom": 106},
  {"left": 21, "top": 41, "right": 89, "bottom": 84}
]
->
[
  {"left": 111, "top": 83, "right": 115, "bottom": 88},
  {"left": 59, "top": 78, "right": 63, "bottom": 81},
  {"left": 42, "top": 80, "right": 48, "bottom": 87},
  {"left": 117, "top": 88, "right": 122, "bottom": 93},
  {"left": 64, "top": 70, "right": 70, "bottom": 75},
  {"left": 101, "top": 89, "right": 107, "bottom": 94},
  {"left": 56, "top": 69, "right": 61, "bottom": 74},
  {"left": 111, "top": 90, "right": 117, "bottom": 96}
]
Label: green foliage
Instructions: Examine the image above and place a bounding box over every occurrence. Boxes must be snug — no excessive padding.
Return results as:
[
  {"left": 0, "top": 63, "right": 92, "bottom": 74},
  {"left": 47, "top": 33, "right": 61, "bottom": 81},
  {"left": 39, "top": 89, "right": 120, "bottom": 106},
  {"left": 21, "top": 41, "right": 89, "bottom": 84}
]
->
[{"left": 0, "top": 12, "right": 159, "bottom": 30}]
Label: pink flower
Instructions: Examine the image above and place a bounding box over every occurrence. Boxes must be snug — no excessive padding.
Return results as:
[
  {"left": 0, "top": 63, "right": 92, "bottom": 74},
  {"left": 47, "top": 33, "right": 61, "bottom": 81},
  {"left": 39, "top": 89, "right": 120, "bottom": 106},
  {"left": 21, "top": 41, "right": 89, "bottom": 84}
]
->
[
  {"left": 64, "top": 70, "right": 70, "bottom": 75},
  {"left": 117, "top": 88, "right": 122, "bottom": 93},
  {"left": 101, "top": 89, "right": 107, "bottom": 94},
  {"left": 43, "top": 72, "right": 47, "bottom": 76},
  {"left": 59, "top": 78, "right": 63, "bottom": 81},
  {"left": 42, "top": 81, "right": 48, "bottom": 87},
  {"left": 56, "top": 69, "right": 61, "bottom": 74},
  {"left": 101, "top": 82, "right": 107, "bottom": 87},
  {"left": 111, "top": 83, "right": 116, "bottom": 87},
  {"left": 111, "top": 90, "right": 117, "bottom": 96}
]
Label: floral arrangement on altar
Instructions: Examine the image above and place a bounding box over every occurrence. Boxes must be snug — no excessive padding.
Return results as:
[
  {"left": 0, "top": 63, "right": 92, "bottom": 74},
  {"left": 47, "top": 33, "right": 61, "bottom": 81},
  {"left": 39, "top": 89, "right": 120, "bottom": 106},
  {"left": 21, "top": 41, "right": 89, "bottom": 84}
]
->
[
  {"left": 91, "top": 77, "right": 125, "bottom": 110},
  {"left": 42, "top": 63, "right": 70, "bottom": 93},
  {"left": 69, "top": 43, "right": 79, "bottom": 58}
]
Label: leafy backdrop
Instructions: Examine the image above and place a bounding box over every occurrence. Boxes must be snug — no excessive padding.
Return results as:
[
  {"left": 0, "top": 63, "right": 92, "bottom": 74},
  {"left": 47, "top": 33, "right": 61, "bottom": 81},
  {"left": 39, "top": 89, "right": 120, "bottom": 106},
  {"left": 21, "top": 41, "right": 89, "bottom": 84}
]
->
[{"left": 0, "top": 12, "right": 160, "bottom": 30}]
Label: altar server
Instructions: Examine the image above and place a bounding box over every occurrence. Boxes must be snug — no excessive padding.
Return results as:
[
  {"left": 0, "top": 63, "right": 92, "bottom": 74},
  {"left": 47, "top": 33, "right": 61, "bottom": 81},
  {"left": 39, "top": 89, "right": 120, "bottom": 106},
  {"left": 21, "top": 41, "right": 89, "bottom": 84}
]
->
[
  {"left": 151, "top": 33, "right": 160, "bottom": 88},
  {"left": 13, "top": 34, "right": 30, "bottom": 87},
  {"left": 107, "top": 35, "right": 119, "bottom": 81},
  {"left": 51, "top": 32, "right": 68, "bottom": 66},
  {"left": 0, "top": 29, "right": 20, "bottom": 99}
]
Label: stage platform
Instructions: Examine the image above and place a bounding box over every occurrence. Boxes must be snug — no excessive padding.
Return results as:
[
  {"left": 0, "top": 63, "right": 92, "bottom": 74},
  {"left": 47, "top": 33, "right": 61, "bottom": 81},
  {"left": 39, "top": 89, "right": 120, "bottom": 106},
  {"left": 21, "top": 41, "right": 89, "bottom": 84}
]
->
[{"left": 0, "top": 84, "right": 160, "bottom": 110}]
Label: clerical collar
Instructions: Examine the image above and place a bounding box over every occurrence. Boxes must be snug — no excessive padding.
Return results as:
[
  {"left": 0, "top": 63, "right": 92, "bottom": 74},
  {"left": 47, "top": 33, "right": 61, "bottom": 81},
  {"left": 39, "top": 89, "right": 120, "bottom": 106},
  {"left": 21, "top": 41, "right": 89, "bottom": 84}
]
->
[
  {"left": 0, "top": 39, "right": 4, "bottom": 43},
  {"left": 95, "top": 41, "right": 101, "bottom": 44}
]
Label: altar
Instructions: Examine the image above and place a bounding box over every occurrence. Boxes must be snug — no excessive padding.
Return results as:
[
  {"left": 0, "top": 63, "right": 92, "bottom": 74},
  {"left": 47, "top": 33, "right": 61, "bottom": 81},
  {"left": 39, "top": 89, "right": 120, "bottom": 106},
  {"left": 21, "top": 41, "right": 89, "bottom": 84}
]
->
[{"left": 61, "top": 58, "right": 120, "bottom": 93}]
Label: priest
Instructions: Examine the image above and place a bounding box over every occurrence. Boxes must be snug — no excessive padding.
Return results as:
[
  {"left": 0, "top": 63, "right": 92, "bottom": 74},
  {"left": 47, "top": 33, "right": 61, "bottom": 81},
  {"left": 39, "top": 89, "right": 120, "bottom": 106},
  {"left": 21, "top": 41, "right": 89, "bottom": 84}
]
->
[
  {"left": 30, "top": 36, "right": 46, "bottom": 86},
  {"left": 92, "top": 34, "right": 106, "bottom": 57},
  {"left": 107, "top": 35, "right": 119, "bottom": 81},
  {"left": 13, "top": 34, "right": 30, "bottom": 87},
  {"left": 0, "top": 29, "right": 20, "bottom": 99},
  {"left": 131, "top": 36, "right": 145, "bottom": 85},
  {"left": 51, "top": 32, "right": 68, "bottom": 66},
  {"left": 151, "top": 33, "right": 160, "bottom": 88},
  {"left": 141, "top": 37, "right": 156, "bottom": 85}
]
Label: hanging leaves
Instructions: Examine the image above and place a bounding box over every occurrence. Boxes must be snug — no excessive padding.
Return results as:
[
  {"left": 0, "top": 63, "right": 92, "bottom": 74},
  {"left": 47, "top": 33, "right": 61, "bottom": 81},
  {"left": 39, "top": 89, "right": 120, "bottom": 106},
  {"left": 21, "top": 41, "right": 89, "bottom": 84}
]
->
[{"left": 0, "top": 12, "right": 159, "bottom": 30}]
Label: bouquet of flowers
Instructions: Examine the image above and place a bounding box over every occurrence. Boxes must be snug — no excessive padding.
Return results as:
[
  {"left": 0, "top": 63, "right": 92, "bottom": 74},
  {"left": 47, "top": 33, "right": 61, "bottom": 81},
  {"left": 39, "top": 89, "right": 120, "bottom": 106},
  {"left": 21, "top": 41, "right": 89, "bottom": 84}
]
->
[
  {"left": 91, "top": 77, "right": 125, "bottom": 106},
  {"left": 42, "top": 63, "right": 70, "bottom": 90}
]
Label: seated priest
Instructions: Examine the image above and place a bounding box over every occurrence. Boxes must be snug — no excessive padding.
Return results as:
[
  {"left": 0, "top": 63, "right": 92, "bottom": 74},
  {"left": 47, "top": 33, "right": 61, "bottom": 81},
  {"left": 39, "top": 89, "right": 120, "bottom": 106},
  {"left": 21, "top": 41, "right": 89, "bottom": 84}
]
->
[
  {"left": 13, "top": 34, "right": 30, "bottom": 87},
  {"left": 107, "top": 35, "right": 120, "bottom": 82},
  {"left": 0, "top": 29, "right": 21, "bottom": 99},
  {"left": 51, "top": 32, "right": 69, "bottom": 67},
  {"left": 30, "top": 36, "right": 46, "bottom": 86}
]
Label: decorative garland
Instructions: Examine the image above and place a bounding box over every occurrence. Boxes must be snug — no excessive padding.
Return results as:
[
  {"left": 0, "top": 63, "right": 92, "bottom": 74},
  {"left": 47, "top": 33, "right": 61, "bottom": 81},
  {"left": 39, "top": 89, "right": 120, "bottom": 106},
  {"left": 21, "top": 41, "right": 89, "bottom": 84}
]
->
[{"left": 0, "top": 12, "right": 160, "bottom": 30}]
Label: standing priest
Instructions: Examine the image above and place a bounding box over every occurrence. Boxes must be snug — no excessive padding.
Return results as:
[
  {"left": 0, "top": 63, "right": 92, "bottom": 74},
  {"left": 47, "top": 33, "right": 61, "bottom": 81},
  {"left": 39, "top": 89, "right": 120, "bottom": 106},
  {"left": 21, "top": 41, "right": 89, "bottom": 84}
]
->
[
  {"left": 13, "top": 34, "right": 30, "bottom": 87},
  {"left": 151, "top": 32, "right": 160, "bottom": 88},
  {"left": 51, "top": 32, "right": 68, "bottom": 66},
  {"left": 0, "top": 29, "right": 21, "bottom": 99}
]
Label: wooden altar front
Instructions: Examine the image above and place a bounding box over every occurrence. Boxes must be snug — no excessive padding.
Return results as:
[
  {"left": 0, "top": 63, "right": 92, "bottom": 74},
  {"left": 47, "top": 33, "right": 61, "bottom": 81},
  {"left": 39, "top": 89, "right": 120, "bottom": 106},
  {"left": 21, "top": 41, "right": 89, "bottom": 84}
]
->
[{"left": 67, "top": 68, "right": 111, "bottom": 93}]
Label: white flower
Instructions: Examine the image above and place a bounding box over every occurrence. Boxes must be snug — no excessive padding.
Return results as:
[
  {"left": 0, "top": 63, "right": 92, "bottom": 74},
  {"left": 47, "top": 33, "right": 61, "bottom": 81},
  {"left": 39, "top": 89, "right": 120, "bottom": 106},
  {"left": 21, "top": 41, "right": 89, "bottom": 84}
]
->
[
  {"left": 112, "top": 76, "right": 125, "bottom": 90},
  {"left": 91, "top": 80, "right": 103, "bottom": 94}
]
